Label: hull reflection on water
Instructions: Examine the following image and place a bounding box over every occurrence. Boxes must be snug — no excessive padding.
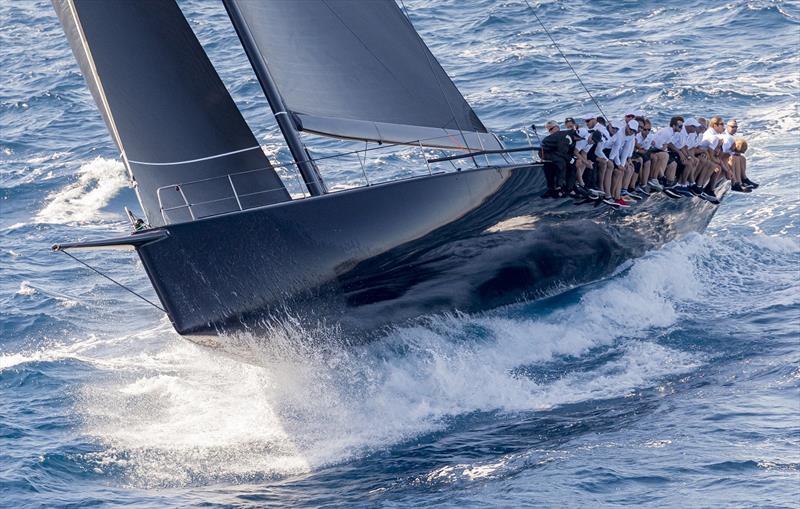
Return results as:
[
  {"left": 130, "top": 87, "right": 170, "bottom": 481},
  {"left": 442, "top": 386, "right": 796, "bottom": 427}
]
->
[{"left": 135, "top": 164, "right": 724, "bottom": 343}]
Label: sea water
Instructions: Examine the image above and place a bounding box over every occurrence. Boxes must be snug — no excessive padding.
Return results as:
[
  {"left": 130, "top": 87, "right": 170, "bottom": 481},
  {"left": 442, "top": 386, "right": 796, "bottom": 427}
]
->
[{"left": 1, "top": 1, "right": 798, "bottom": 507}]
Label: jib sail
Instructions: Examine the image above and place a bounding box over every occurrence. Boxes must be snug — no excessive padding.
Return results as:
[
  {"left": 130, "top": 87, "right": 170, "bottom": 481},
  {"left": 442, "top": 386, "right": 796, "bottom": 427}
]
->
[{"left": 52, "top": 0, "right": 291, "bottom": 226}]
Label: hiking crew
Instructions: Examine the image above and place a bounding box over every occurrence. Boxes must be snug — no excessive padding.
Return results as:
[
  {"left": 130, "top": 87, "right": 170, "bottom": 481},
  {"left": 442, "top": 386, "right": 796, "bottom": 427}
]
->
[{"left": 538, "top": 112, "right": 757, "bottom": 207}]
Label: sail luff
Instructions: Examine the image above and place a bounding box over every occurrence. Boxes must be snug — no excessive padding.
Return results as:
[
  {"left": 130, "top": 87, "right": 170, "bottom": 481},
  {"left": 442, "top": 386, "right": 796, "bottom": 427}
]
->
[{"left": 58, "top": 0, "right": 149, "bottom": 211}]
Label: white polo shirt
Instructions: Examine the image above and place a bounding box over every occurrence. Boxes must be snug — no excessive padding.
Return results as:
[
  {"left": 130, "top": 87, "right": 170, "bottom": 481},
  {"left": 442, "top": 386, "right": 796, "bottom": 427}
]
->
[
  {"left": 653, "top": 126, "right": 674, "bottom": 150},
  {"left": 619, "top": 133, "right": 636, "bottom": 165},
  {"left": 636, "top": 131, "right": 655, "bottom": 149},
  {"left": 700, "top": 128, "right": 721, "bottom": 150},
  {"left": 590, "top": 123, "right": 611, "bottom": 159},
  {"left": 607, "top": 129, "right": 625, "bottom": 165},
  {"left": 685, "top": 131, "right": 699, "bottom": 149},
  {"left": 720, "top": 130, "right": 736, "bottom": 154},
  {"left": 672, "top": 128, "right": 687, "bottom": 149}
]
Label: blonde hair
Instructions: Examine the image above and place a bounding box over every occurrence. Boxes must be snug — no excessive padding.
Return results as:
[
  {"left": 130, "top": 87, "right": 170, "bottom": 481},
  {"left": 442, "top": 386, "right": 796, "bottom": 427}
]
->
[
  {"left": 709, "top": 115, "right": 724, "bottom": 127},
  {"left": 733, "top": 138, "right": 748, "bottom": 154}
]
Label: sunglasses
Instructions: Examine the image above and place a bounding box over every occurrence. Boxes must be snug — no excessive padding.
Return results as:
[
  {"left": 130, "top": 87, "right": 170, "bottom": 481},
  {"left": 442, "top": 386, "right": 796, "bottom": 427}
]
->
[{"left": 548, "top": 126, "right": 558, "bottom": 132}]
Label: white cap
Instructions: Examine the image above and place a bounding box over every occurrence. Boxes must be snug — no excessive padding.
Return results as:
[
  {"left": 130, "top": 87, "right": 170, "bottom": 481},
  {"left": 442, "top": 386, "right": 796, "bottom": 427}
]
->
[
  {"left": 685, "top": 117, "right": 700, "bottom": 127},
  {"left": 581, "top": 113, "right": 596, "bottom": 121},
  {"left": 627, "top": 119, "right": 639, "bottom": 130},
  {"left": 625, "top": 110, "right": 637, "bottom": 117},
  {"left": 544, "top": 120, "right": 559, "bottom": 129}
]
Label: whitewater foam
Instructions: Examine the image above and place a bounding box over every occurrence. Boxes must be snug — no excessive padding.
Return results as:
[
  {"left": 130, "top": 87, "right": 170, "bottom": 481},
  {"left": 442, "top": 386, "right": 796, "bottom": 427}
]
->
[
  {"left": 35, "top": 157, "right": 128, "bottom": 224},
  {"left": 67, "top": 236, "right": 714, "bottom": 487},
  {"left": 15, "top": 280, "right": 37, "bottom": 296}
]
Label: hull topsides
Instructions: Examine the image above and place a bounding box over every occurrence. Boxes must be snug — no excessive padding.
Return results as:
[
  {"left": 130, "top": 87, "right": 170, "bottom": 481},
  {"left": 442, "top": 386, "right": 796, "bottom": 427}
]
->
[{"left": 134, "top": 164, "right": 723, "bottom": 343}]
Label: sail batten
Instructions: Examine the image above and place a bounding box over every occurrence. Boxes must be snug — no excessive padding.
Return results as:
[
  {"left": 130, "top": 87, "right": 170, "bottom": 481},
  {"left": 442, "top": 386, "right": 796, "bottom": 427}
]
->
[
  {"left": 53, "top": 0, "right": 290, "bottom": 226},
  {"left": 224, "top": 0, "right": 500, "bottom": 151}
]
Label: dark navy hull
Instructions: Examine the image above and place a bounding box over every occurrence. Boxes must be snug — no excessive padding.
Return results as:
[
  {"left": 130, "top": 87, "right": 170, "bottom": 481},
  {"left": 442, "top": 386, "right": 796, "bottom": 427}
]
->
[{"left": 134, "top": 164, "right": 724, "bottom": 344}]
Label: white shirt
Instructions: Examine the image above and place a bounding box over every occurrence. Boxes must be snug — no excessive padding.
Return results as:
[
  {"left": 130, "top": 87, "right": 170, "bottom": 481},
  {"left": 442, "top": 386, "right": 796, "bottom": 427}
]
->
[
  {"left": 720, "top": 130, "right": 736, "bottom": 154},
  {"left": 672, "top": 128, "right": 687, "bottom": 149},
  {"left": 607, "top": 129, "right": 625, "bottom": 165},
  {"left": 619, "top": 133, "right": 636, "bottom": 164},
  {"left": 636, "top": 131, "right": 655, "bottom": 149},
  {"left": 700, "top": 128, "right": 721, "bottom": 150},
  {"left": 653, "top": 126, "right": 674, "bottom": 150},
  {"left": 589, "top": 123, "right": 610, "bottom": 159},
  {"left": 576, "top": 138, "right": 593, "bottom": 153},
  {"left": 685, "top": 131, "right": 699, "bottom": 149}
]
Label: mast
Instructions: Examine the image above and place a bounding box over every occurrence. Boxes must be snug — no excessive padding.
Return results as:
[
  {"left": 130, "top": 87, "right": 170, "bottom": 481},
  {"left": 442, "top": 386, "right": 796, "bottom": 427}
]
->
[{"left": 223, "top": 0, "right": 326, "bottom": 197}]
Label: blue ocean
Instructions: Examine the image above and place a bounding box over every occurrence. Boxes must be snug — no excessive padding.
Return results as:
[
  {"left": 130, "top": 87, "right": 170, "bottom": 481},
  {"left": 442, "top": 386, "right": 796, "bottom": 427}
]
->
[{"left": 2, "top": 1, "right": 799, "bottom": 507}]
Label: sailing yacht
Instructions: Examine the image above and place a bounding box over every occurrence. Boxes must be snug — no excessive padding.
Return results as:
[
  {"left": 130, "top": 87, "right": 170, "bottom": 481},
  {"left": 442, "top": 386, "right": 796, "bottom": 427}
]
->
[{"left": 51, "top": 0, "right": 725, "bottom": 343}]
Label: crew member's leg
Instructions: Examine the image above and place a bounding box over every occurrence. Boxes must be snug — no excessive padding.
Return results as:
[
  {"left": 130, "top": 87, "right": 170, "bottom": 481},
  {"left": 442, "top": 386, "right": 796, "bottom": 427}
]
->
[
  {"left": 739, "top": 154, "right": 758, "bottom": 187},
  {"left": 565, "top": 161, "right": 577, "bottom": 194},
  {"left": 555, "top": 158, "right": 567, "bottom": 196},
  {"left": 542, "top": 161, "right": 557, "bottom": 197},
  {"left": 665, "top": 161, "right": 678, "bottom": 184},
  {"left": 603, "top": 161, "right": 614, "bottom": 197},
  {"left": 575, "top": 158, "right": 586, "bottom": 186}
]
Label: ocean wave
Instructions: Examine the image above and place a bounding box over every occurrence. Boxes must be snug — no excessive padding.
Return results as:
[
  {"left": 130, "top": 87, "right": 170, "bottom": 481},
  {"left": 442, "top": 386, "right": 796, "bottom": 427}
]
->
[
  {"left": 34, "top": 157, "right": 129, "bottom": 225},
  {"left": 63, "top": 236, "right": 715, "bottom": 487}
]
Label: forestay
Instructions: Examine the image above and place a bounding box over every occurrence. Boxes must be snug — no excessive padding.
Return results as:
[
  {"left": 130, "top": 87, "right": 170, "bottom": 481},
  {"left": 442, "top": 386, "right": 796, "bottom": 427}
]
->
[
  {"left": 223, "top": 0, "right": 501, "bottom": 152},
  {"left": 52, "top": 0, "right": 290, "bottom": 226}
]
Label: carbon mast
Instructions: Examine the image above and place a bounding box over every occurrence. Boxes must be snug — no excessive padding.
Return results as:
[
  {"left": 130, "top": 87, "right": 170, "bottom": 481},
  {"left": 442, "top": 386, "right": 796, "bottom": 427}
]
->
[{"left": 223, "top": 0, "right": 327, "bottom": 197}]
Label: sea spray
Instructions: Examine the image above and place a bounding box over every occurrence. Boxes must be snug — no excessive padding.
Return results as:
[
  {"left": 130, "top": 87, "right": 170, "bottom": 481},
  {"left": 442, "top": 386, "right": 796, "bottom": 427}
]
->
[
  {"left": 35, "top": 157, "right": 128, "bottom": 224},
  {"left": 72, "top": 235, "right": 714, "bottom": 487}
]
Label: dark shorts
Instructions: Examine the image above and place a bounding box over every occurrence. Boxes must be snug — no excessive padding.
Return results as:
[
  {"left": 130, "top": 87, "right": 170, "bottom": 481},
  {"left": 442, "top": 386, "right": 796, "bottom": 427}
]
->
[
  {"left": 635, "top": 150, "right": 650, "bottom": 162},
  {"left": 668, "top": 149, "right": 685, "bottom": 176},
  {"left": 603, "top": 148, "right": 611, "bottom": 158},
  {"left": 632, "top": 158, "right": 642, "bottom": 173}
]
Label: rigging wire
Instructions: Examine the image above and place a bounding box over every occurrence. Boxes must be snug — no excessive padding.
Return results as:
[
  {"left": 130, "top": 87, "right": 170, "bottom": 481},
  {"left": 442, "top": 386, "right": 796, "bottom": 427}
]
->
[
  {"left": 523, "top": 0, "right": 609, "bottom": 122},
  {"left": 58, "top": 249, "right": 166, "bottom": 313}
]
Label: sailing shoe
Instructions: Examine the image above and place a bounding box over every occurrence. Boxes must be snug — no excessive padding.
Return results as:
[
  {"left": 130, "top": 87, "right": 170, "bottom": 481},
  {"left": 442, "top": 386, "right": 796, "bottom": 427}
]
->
[
  {"left": 674, "top": 186, "right": 694, "bottom": 197},
  {"left": 700, "top": 190, "right": 721, "bottom": 204},
  {"left": 662, "top": 187, "right": 682, "bottom": 199},
  {"left": 648, "top": 179, "right": 664, "bottom": 191},
  {"left": 635, "top": 185, "right": 651, "bottom": 196},
  {"left": 603, "top": 197, "right": 619, "bottom": 207},
  {"left": 731, "top": 183, "right": 752, "bottom": 193},
  {"left": 743, "top": 178, "right": 760, "bottom": 189},
  {"left": 615, "top": 198, "right": 631, "bottom": 208},
  {"left": 689, "top": 184, "right": 703, "bottom": 196}
]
